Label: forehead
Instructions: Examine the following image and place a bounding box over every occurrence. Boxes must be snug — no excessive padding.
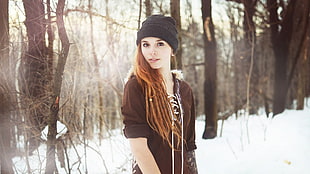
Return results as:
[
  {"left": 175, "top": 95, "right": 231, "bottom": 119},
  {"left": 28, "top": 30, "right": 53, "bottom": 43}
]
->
[{"left": 141, "top": 37, "right": 164, "bottom": 42}]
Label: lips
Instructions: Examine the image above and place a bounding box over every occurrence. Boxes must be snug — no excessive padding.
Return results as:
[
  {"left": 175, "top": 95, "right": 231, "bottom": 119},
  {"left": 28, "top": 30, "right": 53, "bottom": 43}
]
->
[{"left": 148, "top": 58, "right": 160, "bottom": 63}]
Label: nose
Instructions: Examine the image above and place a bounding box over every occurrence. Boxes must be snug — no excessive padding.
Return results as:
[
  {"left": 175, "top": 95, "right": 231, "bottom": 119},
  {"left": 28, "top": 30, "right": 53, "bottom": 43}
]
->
[
  {"left": 151, "top": 47, "right": 157, "bottom": 56},
  {"left": 151, "top": 50, "right": 157, "bottom": 55}
]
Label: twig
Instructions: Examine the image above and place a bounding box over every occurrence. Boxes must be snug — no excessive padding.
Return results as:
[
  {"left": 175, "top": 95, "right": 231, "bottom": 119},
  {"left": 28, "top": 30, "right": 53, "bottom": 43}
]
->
[
  {"left": 225, "top": 138, "right": 238, "bottom": 160},
  {"left": 245, "top": 30, "right": 255, "bottom": 144}
]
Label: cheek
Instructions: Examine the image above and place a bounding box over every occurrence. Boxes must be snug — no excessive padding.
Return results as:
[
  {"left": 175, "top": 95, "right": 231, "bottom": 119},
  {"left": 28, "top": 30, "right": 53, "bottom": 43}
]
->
[
  {"left": 141, "top": 48, "right": 148, "bottom": 57},
  {"left": 164, "top": 47, "right": 173, "bottom": 57},
  {"left": 162, "top": 49, "right": 173, "bottom": 59}
]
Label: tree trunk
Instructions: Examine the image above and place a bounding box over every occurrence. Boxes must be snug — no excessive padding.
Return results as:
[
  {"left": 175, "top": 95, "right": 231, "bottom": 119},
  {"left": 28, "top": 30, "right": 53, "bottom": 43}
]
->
[
  {"left": 144, "top": 0, "right": 152, "bottom": 17},
  {"left": 47, "top": 0, "right": 55, "bottom": 73},
  {"left": 227, "top": 0, "right": 258, "bottom": 114},
  {"left": 297, "top": 14, "right": 310, "bottom": 109},
  {"left": 0, "top": 1, "right": 14, "bottom": 173},
  {"left": 201, "top": 0, "right": 218, "bottom": 139},
  {"left": 22, "top": 0, "right": 48, "bottom": 152},
  {"left": 45, "top": 0, "right": 70, "bottom": 173},
  {"left": 90, "top": 0, "right": 105, "bottom": 140},
  {"left": 243, "top": 0, "right": 258, "bottom": 115},
  {"left": 0, "top": 89, "right": 13, "bottom": 174},
  {"left": 226, "top": 4, "right": 242, "bottom": 117},
  {"left": 268, "top": 0, "right": 310, "bottom": 116},
  {"left": 170, "top": 0, "right": 183, "bottom": 69},
  {"left": 268, "top": 0, "right": 292, "bottom": 116},
  {"left": 0, "top": 0, "right": 13, "bottom": 174},
  {"left": 297, "top": 54, "right": 306, "bottom": 110},
  {"left": 0, "top": 0, "right": 9, "bottom": 50}
]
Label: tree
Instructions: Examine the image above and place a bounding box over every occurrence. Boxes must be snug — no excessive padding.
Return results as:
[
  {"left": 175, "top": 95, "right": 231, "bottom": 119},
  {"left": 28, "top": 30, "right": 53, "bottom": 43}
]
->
[
  {"left": 201, "top": 0, "right": 218, "bottom": 139},
  {"left": 21, "top": 0, "right": 49, "bottom": 153},
  {"left": 297, "top": 24, "right": 310, "bottom": 110},
  {"left": 227, "top": 0, "right": 259, "bottom": 114},
  {"left": 88, "top": 0, "right": 105, "bottom": 141},
  {"left": 241, "top": 0, "right": 259, "bottom": 115},
  {"left": 145, "top": 0, "right": 153, "bottom": 16},
  {"left": 45, "top": 0, "right": 70, "bottom": 173},
  {"left": 267, "top": 0, "right": 310, "bottom": 116},
  {"left": 0, "top": 1, "right": 14, "bottom": 173},
  {"left": 170, "top": 0, "right": 183, "bottom": 69},
  {"left": 21, "top": 0, "right": 70, "bottom": 173}
]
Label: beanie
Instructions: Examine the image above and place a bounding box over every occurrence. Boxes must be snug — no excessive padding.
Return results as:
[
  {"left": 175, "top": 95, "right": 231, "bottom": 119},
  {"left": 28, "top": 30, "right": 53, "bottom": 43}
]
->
[{"left": 136, "top": 15, "right": 178, "bottom": 53}]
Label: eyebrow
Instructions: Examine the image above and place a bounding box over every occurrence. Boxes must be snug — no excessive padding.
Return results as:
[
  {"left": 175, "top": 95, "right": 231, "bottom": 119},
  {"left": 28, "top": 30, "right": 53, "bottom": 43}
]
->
[{"left": 141, "top": 39, "right": 164, "bottom": 42}]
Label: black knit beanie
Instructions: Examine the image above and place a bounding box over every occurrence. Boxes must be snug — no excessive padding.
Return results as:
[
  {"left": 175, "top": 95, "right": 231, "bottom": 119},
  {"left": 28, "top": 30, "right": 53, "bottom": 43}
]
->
[{"left": 136, "top": 15, "right": 178, "bottom": 53}]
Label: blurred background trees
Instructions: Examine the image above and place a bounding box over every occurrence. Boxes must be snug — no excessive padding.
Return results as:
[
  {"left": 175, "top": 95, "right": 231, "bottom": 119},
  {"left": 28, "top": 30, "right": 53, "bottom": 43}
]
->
[
  {"left": 1, "top": 0, "right": 14, "bottom": 173},
  {"left": 0, "top": 0, "right": 309, "bottom": 173}
]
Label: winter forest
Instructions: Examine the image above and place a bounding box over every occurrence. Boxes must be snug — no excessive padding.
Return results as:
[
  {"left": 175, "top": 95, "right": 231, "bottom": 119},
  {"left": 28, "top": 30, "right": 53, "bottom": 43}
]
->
[{"left": 0, "top": 0, "right": 309, "bottom": 173}]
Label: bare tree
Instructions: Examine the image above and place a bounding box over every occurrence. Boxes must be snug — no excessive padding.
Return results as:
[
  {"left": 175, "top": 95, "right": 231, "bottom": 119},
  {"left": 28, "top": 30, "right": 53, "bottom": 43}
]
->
[
  {"left": 45, "top": 0, "right": 70, "bottom": 173},
  {"left": 297, "top": 23, "right": 310, "bottom": 110},
  {"left": 0, "top": 1, "right": 14, "bottom": 173},
  {"left": 21, "top": 0, "right": 49, "bottom": 153},
  {"left": 170, "top": 0, "right": 183, "bottom": 69},
  {"left": 227, "top": 3, "right": 245, "bottom": 117},
  {"left": 242, "top": 0, "right": 259, "bottom": 115},
  {"left": 145, "top": 0, "right": 153, "bottom": 16},
  {"left": 296, "top": 35, "right": 309, "bottom": 110},
  {"left": 0, "top": 87, "right": 13, "bottom": 174},
  {"left": 87, "top": 0, "right": 105, "bottom": 141},
  {"left": 267, "top": 0, "right": 310, "bottom": 116},
  {"left": 227, "top": 0, "right": 259, "bottom": 114},
  {"left": 201, "top": 0, "right": 218, "bottom": 139}
]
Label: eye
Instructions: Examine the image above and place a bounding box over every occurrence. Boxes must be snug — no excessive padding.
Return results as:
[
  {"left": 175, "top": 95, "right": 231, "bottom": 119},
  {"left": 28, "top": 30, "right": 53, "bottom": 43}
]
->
[
  {"left": 142, "top": 43, "right": 150, "bottom": 47},
  {"left": 157, "top": 42, "right": 165, "bottom": 46}
]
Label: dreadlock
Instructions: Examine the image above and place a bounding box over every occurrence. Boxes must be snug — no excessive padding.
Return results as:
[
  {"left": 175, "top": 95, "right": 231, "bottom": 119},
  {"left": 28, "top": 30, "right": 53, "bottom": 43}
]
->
[{"left": 133, "top": 44, "right": 182, "bottom": 149}]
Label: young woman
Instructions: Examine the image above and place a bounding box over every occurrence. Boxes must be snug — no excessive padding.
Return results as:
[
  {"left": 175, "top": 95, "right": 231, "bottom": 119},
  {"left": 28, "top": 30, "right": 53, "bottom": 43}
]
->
[{"left": 122, "top": 15, "right": 197, "bottom": 174}]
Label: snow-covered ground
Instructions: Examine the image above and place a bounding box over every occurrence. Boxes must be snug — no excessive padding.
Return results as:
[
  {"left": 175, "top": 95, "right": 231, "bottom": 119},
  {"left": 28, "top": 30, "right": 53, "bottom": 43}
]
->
[
  {"left": 13, "top": 100, "right": 310, "bottom": 174},
  {"left": 196, "top": 104, "right": 310, "bottom": 174}
]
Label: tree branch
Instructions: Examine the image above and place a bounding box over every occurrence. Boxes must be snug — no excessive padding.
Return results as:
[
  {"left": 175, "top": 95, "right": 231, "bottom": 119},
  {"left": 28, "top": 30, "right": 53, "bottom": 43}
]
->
[{"left": 64, "top": 8, "right": 136, "bottom": 30}]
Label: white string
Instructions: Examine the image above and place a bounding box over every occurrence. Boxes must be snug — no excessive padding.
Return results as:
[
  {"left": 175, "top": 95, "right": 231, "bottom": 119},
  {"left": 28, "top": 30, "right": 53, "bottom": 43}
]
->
[
  {"left": 169, "top": 82, "right": 184, "bottom": 174},
  {"left": 172, "top": 128, "right": 175, "bottom": 174},
  {"left": 174, "top": 78, "right": 184, "bottom": 174},
  {"left": 181, "top": 110, "right": 184, "bottom": 174},
  {"left": 177, "top": 92, "right": 184, "bottom": 174},
  {"left": 168, "top": 94, "right": 177, "bottom": 174},
  {"left": 169, "top": 94, "right": 176, "bottom": 174}
]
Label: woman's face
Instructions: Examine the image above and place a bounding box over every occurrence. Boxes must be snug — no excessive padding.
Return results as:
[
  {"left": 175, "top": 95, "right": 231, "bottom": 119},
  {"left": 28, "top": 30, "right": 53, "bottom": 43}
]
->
[{"left": 141, "top": 37, "right": 173, "bottom": 71}]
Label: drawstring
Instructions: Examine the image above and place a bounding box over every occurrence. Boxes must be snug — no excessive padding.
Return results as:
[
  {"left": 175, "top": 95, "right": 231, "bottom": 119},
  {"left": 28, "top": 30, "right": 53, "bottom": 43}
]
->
[
  {"left": 171, "top": 124, "right": 175, "bottom": 174},
  {"left": 176, "top": 80, "right": 184, "bottom": 174},
  {"left": 169, "top": 95, "right": 176, "bottom": 174},
  {"left": 169, "top": 79, "right": 184, "bottom": 174}
]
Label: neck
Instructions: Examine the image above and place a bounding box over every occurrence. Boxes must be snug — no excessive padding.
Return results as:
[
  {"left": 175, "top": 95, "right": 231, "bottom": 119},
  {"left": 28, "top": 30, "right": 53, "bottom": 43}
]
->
[
  {"left": 159, "top": 68, "right": 174, "bottom": 94},
  {"left": 159, "top": 68, "right": 172, "bottom": 83}
]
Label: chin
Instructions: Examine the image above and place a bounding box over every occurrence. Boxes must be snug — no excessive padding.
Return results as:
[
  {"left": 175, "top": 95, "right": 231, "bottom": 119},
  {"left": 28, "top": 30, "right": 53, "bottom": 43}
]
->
[
  {"left": 150, "top": 66, "right": 162, "bottom": 70},
  {"left": 148, "top": 64, "right": 161, "bottom": 69}
]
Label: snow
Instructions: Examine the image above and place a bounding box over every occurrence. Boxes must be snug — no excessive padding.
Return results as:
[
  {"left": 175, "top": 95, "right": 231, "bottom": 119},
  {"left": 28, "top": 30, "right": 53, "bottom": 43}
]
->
[
  {"left": 41, "top": 121, "right": 68, "bottom": 141},
  {"left": 196, "top": 102, "right": 310, "bottom": 174},
  {"left": 13, "top": 100, "right": 310, "bottom": 174}
]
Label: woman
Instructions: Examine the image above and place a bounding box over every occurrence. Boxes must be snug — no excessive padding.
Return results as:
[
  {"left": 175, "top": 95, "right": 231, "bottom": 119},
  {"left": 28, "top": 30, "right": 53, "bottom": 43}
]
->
[{"left": 122, "top": 15, "right": 197, "bottom": 174}]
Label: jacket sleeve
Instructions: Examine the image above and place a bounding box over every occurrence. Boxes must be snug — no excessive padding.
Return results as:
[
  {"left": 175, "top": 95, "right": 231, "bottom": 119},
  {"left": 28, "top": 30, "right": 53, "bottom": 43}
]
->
[
  {"left": 121, "top": 78, "right": 151, "bottom": 139},
  {"left": 186, "top": 87, "right": 197, "bottom": 151}
]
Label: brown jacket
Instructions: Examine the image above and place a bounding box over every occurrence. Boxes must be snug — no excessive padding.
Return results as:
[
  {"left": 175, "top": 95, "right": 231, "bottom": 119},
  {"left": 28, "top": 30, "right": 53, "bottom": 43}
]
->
[{"left": 122, "top": 74, "right": 197, "bottom": 174}]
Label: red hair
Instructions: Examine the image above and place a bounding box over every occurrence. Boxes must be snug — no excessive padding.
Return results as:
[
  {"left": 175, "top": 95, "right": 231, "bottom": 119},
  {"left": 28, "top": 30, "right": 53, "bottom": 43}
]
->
[{"left": 133, "top": 44, "right": 182, "bottom": 149}]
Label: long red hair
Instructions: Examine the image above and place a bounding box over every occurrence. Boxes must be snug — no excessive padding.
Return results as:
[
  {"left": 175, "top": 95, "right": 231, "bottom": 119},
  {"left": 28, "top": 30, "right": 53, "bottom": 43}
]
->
[{"left": 133, "top": 44, "right": 182, "bottom": 149}]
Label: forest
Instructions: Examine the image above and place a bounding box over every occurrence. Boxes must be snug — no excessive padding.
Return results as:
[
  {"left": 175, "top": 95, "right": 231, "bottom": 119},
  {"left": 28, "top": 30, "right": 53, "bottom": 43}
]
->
[{"left": 0, "top": 0, "right": 309, "bottom": 173}]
